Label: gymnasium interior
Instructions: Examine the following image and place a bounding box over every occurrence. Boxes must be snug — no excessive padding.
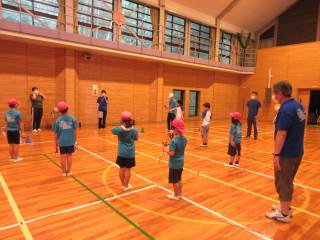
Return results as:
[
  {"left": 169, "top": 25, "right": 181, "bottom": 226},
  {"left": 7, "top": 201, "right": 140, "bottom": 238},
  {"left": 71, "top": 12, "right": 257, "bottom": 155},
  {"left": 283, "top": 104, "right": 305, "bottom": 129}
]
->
[{"left": 0, "top": 0, "right": 320, "bottom": 239}]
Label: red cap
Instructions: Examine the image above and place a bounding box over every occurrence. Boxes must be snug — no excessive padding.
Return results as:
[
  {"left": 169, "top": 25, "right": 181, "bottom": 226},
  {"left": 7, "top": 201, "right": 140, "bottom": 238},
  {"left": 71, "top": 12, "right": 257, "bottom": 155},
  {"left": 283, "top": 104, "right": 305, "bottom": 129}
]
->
[
  {"left": 230, "top": 112, "right": 242, "bottom": 121},
  {"left": 121, "top": 111, "right": 133, "bottom": 121},
  {"left": 172, "top": 119, "right": 185, "bottom": 133},
  {"left": 57, "top": 101, "right": 68, "bottom": 112},
  {"left": 8, "top": 99, "right": 18, "bottom": 106}
]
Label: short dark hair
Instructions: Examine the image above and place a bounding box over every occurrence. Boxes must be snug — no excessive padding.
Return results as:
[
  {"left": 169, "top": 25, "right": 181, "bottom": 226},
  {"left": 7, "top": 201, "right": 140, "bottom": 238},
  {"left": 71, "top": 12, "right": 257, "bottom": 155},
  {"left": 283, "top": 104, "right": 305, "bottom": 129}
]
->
[
  {"left": 203, "top": 102, "right": 210, "bottom": 109},
  {"left": 32, "top": 86, "right": 38, "bottom": 91},
  {"left": 60, "top": 108, "right": 68, "bottom": 114},
  {"left": 101, "top": 90, "right": 106, "bottom": 94},
  {"left": 251, "top": 91, "right": 258, "bottom": 95},
  {"left": 177, "top": 100, "right": 183, "bottom": 106},
  {"left": 9, "top": 104, "right": 15, "bottom": 108},
  {"left": 273, "top": 81, "right": 292, "bottom": 97}
]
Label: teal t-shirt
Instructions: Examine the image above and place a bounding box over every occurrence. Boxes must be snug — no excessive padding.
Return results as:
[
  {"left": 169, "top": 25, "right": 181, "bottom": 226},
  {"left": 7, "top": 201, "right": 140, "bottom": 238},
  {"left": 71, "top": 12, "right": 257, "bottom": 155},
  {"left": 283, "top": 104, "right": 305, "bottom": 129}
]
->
[
  {"left": 169, "top": 135, "right": 187, "bottom": 169},
  {"left": 5, "top": 109, "right": 22, "bottom": 131},
  {"left": 169, "top": 99, "right": 177, "bottom": 114},
  {"left": 112, "top": 127, "right": 138, "bottom": 159},
  {"left": 54, "top": 114, "right": 78, "bottom": 147},
  {"left": 230, "top": 123, "right": 242, "bottom": 144}
]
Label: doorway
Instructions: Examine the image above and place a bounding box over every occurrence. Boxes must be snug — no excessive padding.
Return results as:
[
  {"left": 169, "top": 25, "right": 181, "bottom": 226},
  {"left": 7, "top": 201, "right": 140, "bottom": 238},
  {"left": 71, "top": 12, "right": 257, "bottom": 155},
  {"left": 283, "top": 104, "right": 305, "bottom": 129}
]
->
[{"left": 308, "top": 90, "right": 320, "bottom": 125}]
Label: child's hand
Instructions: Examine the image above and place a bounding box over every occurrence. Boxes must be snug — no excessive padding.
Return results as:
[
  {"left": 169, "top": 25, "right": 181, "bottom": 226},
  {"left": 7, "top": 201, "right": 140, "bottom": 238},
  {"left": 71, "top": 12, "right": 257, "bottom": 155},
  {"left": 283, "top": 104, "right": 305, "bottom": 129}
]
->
[{"left": 231, "top": 141, "right": 236, "bottom": 147}]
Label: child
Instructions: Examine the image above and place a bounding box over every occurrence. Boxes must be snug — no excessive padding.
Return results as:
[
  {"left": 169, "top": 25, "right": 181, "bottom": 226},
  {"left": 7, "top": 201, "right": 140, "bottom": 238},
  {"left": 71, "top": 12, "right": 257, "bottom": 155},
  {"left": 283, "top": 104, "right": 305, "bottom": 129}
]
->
[
  {"left": 176, "top": 100, "right": 184, "bottom": 120},
  {"left": 163, "top": 119, "right": 187, "bottom": 200},
  {"left": 227, "top": 112, "right": 242, "bottom": 166},
  {"left": 112, "top": 111, "right": 138, "bottom": 191},
  {"left": 5, "top": 99, "right": 25, "bottom": 161},
  {"left": 199, "top": 102, "right": 212, "bottom": 147},
  {"left": 53, "top": 102, "right": 78, "bottom": 177}
]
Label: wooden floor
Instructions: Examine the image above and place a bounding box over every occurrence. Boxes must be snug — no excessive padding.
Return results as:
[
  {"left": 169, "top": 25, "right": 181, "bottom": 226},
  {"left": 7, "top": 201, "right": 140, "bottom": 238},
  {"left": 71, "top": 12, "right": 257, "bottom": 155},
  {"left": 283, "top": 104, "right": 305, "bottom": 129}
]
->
[{"left": 0, "top": 120, "right": 319, "bottom": 240}]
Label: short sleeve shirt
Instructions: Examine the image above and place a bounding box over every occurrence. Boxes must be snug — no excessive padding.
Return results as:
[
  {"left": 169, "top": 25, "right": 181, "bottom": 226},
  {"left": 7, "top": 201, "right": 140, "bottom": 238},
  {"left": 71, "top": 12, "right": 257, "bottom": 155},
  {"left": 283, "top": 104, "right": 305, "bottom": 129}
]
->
[
  {"left": 112, "top": 127, "right": 138, "bottom": 158},
  {"left": 169, "top": 136, "right": 187, "bottom": 169},
  {"left": 247, "top": 99, "right": 261, "bottom": 117},
  {"left": 5, "top": 109, "right": 22, "bottom": 131},
  {"left": 54, "top": 114, "right": 78, "bottom": 147},
  {"left": 97, "top": 96, "right": 108, "bottom": 111},
  {"left": 169, "top": 99, "right": 177, "bottom": 114},
  {"left": 275, "top": 99, "right": 306, "bottom": 157},
  {"left": 30, "top": 94, "right": 44, "bottom": 109},
  {"left": 201, "top": 110, "right": 212, "bottom": 126},
  {"left": 229, "top": 122, "right": 242, "bottom": 144}
]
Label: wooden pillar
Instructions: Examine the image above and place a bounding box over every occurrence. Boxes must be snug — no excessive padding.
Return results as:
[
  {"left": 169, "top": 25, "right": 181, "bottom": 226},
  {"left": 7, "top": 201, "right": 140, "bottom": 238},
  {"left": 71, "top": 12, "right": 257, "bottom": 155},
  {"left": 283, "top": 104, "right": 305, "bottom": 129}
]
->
[
  {"left": 114, "top": 0, "right": 122, "bottom": 43},
  {"left": 214, "top": 19, "right": 221, "bottom": 62},
  {"left": 156, "top": 63, "right": 164, "bottom": 121},
  {"left": 184, "top": 20, "right": 190, "bottom": 56},
  {"left": 65, "top": 0, "right": 74, "bottom": 33},
  {"left": 158, "top": 0, "right": 166, "bottom": 51}
]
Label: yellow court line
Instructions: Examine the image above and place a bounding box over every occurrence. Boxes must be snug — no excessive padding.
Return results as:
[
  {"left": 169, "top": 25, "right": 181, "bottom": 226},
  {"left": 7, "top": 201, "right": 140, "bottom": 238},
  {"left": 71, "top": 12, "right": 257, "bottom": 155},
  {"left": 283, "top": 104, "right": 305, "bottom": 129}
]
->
[{"left": 0, "top": 173, "right": 33, "bottom": 240}]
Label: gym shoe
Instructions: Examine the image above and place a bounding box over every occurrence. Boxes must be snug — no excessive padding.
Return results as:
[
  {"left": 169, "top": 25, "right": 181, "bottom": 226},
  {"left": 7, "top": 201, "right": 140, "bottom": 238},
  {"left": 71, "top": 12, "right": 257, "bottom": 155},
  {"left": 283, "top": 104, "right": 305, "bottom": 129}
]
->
[
  {"left": 62, "top": 173, "right": 67, "bottom": 177},
  {"left": 265, "top": 209, "right": 291, "bottom": 223},
  {"left": 66, "top": 171, "right": 73, "bottom": 177},
  {"left": 200, "top": 144, "right": 208, "bottom": 147},
  {"left": 234, "top": 161, "right": 240, "bottom": 167},
  {"left": 12, "top": 157, "right": 23, "bottom": 162},
  {"left": 167, "top": 194, "right": 181, "bottom": 200},
  {"left": 122, "top": 184, "right": 132, "bottom": 191},
  {"left": 225, "top": 162, "right": 234, "bottom": 167},
  {"left": 37, "top": 129, "right": 42, "bottom": 132},
  {"left": 271, "top": 205, "right": 293, "bottom": 217},
  {"left": 32, "top": 129, "right": 37, "bottom": 133}
]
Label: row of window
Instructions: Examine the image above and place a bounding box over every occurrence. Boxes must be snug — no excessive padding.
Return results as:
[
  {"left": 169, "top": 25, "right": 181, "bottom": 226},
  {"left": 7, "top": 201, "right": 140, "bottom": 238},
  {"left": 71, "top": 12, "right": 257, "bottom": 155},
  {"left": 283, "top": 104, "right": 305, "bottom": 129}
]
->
[
  {"left": 173, "top": 89, "right": 199, "bottom": 117},
  {"left": 0, "top": 0, "right": 232, "bottom": 63}
]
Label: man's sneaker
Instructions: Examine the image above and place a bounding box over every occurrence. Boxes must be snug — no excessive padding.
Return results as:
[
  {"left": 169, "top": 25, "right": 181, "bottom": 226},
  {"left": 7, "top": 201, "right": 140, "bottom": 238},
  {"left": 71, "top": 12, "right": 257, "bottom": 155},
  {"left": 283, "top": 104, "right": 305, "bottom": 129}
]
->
[
  {"left": 271, "top": 205, "right": 293, "bottom": 217},
  {"left": 32, "top": 129, "right": 37, "bottom": 133},
  {"left": 167, "top": 194, "right": 181, "bottom": 200},
  {"left": 234, "top": 161, "right": 240, "bottom": 167},
  {"left": 37, "top": 129, "right": 42, "bottom": 132},
  {"left": 265, "top": 209, "right": 291, "bottom": 223},
  {"left": 122, "top": 184, "right": 132, "bottom": 191}
]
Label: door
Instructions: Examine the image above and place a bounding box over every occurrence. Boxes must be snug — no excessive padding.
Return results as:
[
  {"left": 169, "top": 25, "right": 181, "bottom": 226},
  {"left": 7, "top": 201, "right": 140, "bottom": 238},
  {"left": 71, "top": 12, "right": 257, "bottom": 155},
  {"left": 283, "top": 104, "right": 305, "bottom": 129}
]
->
[{"left": 298, "top": 89, "right": 310, "bottom": 125}]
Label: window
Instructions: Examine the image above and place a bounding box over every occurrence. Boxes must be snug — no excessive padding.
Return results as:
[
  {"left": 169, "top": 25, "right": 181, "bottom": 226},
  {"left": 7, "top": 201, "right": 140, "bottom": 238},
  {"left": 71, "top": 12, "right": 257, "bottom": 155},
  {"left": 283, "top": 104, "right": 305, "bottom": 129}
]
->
[
  {"left": 165, "top": 14, "right": 185, "bottom": 54},
  {"left": 219, "top": 31, "right": 232, "bottom": 64},
  {"left": 173, "top": 89, "right": 185, "bottom": 104},
  {"left": 190, "top": 22, "right": 211, "bottom": 59},
  {"left": 189, "top": 91, "right": 199, "bottom": 117},
  {"left": 77, "top": 0, "right": 113, "bottom": 41},
  {"left": 121, "top": 0, "right": 153, "bottom": 48},
  {"left": 1, "top": 0, "right": 59, "bottom": 29}
]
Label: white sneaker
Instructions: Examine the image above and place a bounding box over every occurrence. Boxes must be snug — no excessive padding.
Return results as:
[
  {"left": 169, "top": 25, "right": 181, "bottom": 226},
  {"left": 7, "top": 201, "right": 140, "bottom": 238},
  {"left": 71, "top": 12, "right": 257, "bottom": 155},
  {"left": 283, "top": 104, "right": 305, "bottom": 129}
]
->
[
  {"left": 122, "top": 184, "right": 132, "bottom": 191},
  {"left": 200, "top": 144, "right": 208, "bottom": 147},
  {"left": 62, "top": 173, "right": 67, "bottom": 177},
  {"left": 167, "top": 194, "right": 181, "bottom": 200},
  {"left": 271, "top": 205, "right": 293, "bottom": 217},
  {"left": 265, "top": 209, "right": 291, "bottom": 223},
  {"left": 32, "top": 129, "right": 37, "bottom": 133},
  {"left": 225, "top": 162, "right": 234, "bottom": 167},
  {"left": 66, "top": 171, "right": 73, "bottom": 177},
  {"left": 12, "top": 157, "right": 23, "bottom": 162},
  {"left": 37, "top": 129, "right": 41, "bottom": 132},
  {"left": 234, "top": 162, "right": 240, "bottom": 167}
]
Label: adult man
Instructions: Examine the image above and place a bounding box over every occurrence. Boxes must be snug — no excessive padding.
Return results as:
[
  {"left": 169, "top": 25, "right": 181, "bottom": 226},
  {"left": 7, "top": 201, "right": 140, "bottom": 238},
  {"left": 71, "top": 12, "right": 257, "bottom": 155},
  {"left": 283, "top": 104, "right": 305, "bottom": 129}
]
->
[
  {"left": 30, "top": 87, "right": 46, "bottom": 133},
  {"left": 97, "top": 90, "right": 109, "bottom": 129},
  {"left": 246, "top": 91, "right": 261, "bottom": 140},
  {"left": 266, "top": 81, "right": 306, "bottom": 223},
  {"left": 166, "top": 93, "right": 177, "bottom": 131}
]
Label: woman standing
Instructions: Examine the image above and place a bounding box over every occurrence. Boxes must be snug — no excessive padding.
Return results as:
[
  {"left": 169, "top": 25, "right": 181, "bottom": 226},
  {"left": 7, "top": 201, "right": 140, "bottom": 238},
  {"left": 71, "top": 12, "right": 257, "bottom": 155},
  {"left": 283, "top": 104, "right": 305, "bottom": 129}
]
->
[
  {"left": 30, "top": 87, "right": 46, "bottom": 133},
  {"left": 97, "top": 90, "right": 109, "bottom": 129}
]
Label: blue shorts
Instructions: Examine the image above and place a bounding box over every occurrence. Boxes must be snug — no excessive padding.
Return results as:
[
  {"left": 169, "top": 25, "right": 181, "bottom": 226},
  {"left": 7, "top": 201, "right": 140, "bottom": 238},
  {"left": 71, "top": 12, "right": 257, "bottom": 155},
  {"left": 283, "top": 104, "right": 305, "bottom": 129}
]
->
[{"left": 59, "top": 146, "right": 75, "bottom": 154}]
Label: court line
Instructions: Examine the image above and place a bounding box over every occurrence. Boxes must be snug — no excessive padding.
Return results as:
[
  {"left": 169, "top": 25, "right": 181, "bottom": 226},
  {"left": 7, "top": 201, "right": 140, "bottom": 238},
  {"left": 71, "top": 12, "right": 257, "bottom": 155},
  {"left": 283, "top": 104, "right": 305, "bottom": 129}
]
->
[
  {"left": 0, "top": 184, "right": 156, "bottom": 232},
  {"left": 43, "top": 154, "right": 155, "bottom": 240},
  {"left": 0, "top": 173, "right": 33, "bottom": 239},
  {"left": 138, "top": 138, "right": 320, "bottom": 193},
  {"left": 79, "top": 144, "right": 272, "bottom": 240}
]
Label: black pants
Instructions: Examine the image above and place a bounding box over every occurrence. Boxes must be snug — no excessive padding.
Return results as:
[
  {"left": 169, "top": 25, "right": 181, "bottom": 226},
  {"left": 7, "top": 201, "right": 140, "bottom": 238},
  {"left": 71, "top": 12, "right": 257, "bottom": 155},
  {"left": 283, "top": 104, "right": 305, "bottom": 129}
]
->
[
  {"left": 32, "top": 108, "right": 43, "bottom": 130},
  {"left": 167, "top": 112, "right": 176, "bottom": 131},
  {"left": 247, "top": 116, "right": 258, "bottom": 139},
  {"left": 98, "top": 111, "right": 107, "bottom": 129}
]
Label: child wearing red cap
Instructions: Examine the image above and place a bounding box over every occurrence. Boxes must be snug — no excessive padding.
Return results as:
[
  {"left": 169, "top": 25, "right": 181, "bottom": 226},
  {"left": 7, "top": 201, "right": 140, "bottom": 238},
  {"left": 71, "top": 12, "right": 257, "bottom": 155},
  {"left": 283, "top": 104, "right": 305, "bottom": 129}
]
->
[
  {"left": 5, "top": 99, "right": 25, "bottom": 161},
  {"left": 112, "top": 112, "right": 138, "bottom": 191},
  {"left": 227, "top": 112, "right": 242, "bottom": 167},
  {"left": 53, "top": 102, "right": 78, "bottom": 176},
  {"left": 163, "top": 119, "right": 187, "bottom": 200}
]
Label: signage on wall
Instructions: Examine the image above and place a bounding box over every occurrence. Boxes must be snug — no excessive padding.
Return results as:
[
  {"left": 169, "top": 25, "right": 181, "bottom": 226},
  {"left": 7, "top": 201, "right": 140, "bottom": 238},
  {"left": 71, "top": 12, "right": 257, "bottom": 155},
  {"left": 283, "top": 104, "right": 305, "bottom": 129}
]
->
[{"left": 92, "top": 84, "right": 98, "bottom": 96}]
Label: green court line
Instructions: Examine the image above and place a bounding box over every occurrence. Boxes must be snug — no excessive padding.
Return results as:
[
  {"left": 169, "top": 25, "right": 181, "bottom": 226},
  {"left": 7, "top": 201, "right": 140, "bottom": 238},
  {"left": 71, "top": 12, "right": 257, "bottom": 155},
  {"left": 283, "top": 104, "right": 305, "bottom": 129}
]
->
[{"left": 42, "top": 154, "right": 155, "bottom": 240}]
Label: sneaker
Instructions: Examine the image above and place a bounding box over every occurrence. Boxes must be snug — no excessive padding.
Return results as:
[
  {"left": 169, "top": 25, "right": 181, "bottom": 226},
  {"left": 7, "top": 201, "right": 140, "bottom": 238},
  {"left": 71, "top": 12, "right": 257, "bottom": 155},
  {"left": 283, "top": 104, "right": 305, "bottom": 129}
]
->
[
  {"left": 122, "top": 184, "right": 132, "bottom": 191},
  {"left": 265, "top": 209, "right": 291, "bottom": 223},
  {"left": 32, "top": 129, "right": 37, "bottom": 133},
  {"left": 167, "top": 194, "right": 181, "bottom": 200},
  {"left": 225, "top": 162, "right": 234, "bottom": 167},
  {"left": 66, "top": 171, "right": 73, "bottom": 177},
  {"left": 271, "top": 205, "right": 293, "bottom": 217},
  {"left": 12, "top": 157, "right": 23, "bottom": 162},
  {"left": 234, "top": 161, "right": 240, "bottom": 167},
  {"left": 37, "top": 129, "right": 42, "bottom": 132},
  {"left": 200, "top": 144, "right": 208, "bottom": 147},
  {"left": 62, "top": 173, "right": 67, "bottom": 177}
]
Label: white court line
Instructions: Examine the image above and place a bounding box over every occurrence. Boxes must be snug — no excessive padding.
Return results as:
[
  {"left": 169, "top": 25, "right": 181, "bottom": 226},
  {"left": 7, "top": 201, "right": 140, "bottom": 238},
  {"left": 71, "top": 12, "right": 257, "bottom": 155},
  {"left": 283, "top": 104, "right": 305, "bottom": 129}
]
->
[
  {"left": 82, "top": 141, "right": 271, "bottom": 240},
  {"left": 138, "top": 139, "right": 320, "bottom": 193},
  {"left": 0, "top": 185, "right": 156, "bottom": 232}
]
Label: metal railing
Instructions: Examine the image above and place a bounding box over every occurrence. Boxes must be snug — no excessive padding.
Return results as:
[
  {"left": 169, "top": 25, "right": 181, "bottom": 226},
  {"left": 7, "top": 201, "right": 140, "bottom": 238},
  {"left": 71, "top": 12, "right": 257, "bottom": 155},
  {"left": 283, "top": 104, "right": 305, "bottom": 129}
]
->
[{"left": 0, "top": 0, "right": 256, "bottom": 67}]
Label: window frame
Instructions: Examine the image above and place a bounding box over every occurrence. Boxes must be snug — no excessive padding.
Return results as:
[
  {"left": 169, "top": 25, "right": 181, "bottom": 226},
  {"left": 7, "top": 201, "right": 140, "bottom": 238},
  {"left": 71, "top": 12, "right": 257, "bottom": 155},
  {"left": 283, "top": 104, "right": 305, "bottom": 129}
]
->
[
  {"left": 219, "top": 31, "right": 232, "bottom": 64},
  {"left": 121, "top": 0, "right": 153, "bottom": 48},
  {"left": 190, "top": 21, "right": 211, "bottom": 60},
  {"left": 77, "top": 0, "right": 114, "bottom": 41},
  {"left": 189, "top": 90, "right": 200, "bottom": 117},
  {"left": 165, "top": 13, "right": 186, "bottom": 54}
]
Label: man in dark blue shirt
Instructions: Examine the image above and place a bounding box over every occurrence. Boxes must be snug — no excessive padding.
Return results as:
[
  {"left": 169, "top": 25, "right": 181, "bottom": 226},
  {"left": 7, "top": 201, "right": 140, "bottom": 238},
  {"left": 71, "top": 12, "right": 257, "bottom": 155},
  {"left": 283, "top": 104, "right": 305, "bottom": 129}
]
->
[
  {"left": 266, "top": 81, "right": 306, "bottom": 223},
  {"left": 246, "top": 91, "right": 261, "bottom": 140},
  {"left": 97, "top": 90, "right": 109, "bottom": 129}
]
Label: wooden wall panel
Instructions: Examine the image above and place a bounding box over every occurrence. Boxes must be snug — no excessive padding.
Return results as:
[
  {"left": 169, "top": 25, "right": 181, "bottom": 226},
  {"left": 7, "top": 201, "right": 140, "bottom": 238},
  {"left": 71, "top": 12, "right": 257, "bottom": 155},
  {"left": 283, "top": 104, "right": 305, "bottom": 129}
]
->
[{"left": 241, "top": 41, "right": 320, "bottom": 121}]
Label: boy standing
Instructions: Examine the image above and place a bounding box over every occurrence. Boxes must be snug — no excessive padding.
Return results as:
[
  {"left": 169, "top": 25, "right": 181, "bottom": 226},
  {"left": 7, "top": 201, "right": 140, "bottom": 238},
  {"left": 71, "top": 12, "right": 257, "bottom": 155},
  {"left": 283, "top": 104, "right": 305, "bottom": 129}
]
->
[
  {"left": 200, "top": 102, "right": 212, "bottom": 147},
  {"left": 163, "top": 119, "right": 187, "bottom": 200},
  {"left": 227, "top": 112, "right": 242, "bottom": 167},
  {"left": 5, "top": 99, "right": 25, "bottom": 161},
  {"left": 54, "top": 102, "right": 78, "bottom": 177}
]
